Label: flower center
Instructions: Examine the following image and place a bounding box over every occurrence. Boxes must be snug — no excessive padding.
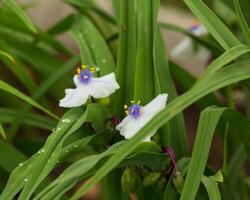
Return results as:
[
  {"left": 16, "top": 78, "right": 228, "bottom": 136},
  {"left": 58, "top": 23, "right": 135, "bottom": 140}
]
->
[
  {"left": 76, "top": 65, "right": 96, "bottom": 84},
  {"left": 127, "top": 104, "right": 142, "bottom": 118}
]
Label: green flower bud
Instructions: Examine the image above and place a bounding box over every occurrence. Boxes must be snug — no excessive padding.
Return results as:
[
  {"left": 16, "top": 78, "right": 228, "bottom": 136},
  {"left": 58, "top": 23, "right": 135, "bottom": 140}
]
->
[
  {"left": 173, "top": 171, "right": 184, "bottom": 193},
  {"left": 143, "top": 172, "right": 161, "bottom": 187},
  {"left": 96, "top": 97, "right": 110, "bottom": 105},
  {"left": 121, "top": 167, "right": 138, "bottom": 192}
]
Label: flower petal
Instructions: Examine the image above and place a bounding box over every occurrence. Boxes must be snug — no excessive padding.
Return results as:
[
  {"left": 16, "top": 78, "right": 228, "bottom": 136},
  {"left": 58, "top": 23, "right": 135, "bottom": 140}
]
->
[
  {"left": 89, "top": 73, "right": 120, "bottom": 98},
  {"left": 73, "top": 75, "right": 80, "bottom": 87},
  {"left": 59, "top": 87, "right": 90, "bottom": 107},
  {"left": 116, "top": 94, "right": 168, "bottom": 141},
  {"left": 143, "top": 94, "right": 168, "bottom": 117}
]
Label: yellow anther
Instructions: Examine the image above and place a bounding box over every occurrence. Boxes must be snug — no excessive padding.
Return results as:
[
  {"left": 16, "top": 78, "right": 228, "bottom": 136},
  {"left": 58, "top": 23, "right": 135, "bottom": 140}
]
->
[
  {"left": 124, "top": 105, "right": 128, "bottom": 109},
  {"left": 131, "top": 108, "right": 134, "bottom": 113},
  {"left": 140, "top": 109, "right": 143, "bottom": 114},
  {"left": 81, "top": 64, "right": 87, "bottom": 69},
  {"left": 125, "top": 110, "right": 129, "bottom": 115},
  {"left": 137, "top": 100, "right": 141, "bottom": 104},
  {"left": 76, "top": 68, "right": 81, "bottom": 74},
  {"left": 83, "top": 75, "right": 88, "bottom": 79},
  {"left": 90, "top": 67, "right": 96, "bottom": 72},
  {"left": 130, "top": 100, "right": 135, "bottom": 103}
]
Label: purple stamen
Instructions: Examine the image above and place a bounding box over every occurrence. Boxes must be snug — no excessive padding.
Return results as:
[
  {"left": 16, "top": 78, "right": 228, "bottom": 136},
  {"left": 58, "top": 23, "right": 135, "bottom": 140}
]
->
[
  {"left": 79, "top": 69, "right": 93, "bottom": 84},
  {"left": 128, "top": 104, "right": 142, "bottom": 119},
  {"left": 162, "top": 147, "right": 178, "bottom": 172}
]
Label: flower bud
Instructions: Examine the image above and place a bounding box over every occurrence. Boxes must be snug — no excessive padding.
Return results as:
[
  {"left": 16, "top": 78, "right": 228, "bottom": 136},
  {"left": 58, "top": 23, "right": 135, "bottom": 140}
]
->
[
  {"left": 121, "top": 167, "right": 138, "bottom": 192},
  {"left": 143, "top": 172, "right": 161, "bottom": 187},
  {"left": 173, "top": 171, "right": 184, "bottom": 193}
]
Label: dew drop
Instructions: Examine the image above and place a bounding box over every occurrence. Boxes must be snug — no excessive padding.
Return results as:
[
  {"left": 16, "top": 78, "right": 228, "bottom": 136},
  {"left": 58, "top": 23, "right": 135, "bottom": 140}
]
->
[
  {"left": 57, "top": 127, "right": 62, "bottom": 131},
  {"left": 96, "top": 67, "right": 100, "bottom": 72},
  {"left": 24, "top": 178, "right": 28, "bottom": 182},
  {"left": 52, "top": 128, "right": 56, "bottom": 132},
  {"left": 19, "top": 163, "right": 23, "bottom": 167},
  {"left": 41, "top": 149, "right": 45, "bottom": 153},
  {"left": 62, "top": 119, "right": 71, "bottom": 123}
]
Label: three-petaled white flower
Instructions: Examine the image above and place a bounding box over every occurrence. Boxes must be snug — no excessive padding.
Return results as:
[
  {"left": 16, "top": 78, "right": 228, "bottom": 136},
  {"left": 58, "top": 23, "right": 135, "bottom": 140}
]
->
[
  {"left": 171, "top": 22, "right": 209, "bottom": 60},
  {"left": 59, "top": 65, "right": 120, "bottom": 107},
  {"left": 116, "top": 94, "right": 168, "bottom": 142}
]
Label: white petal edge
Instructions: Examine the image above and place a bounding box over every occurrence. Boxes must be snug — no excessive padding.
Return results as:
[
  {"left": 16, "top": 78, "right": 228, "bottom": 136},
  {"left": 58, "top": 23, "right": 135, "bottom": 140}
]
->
[
  {"left": 89, "top": 73, "right": 120, "bottom": 98},
  {"left": 59, "top": 87, "right": 90, "bottom": 107},
  {"left": 116, "top": 94, "right": 168, "bottom": 142}
]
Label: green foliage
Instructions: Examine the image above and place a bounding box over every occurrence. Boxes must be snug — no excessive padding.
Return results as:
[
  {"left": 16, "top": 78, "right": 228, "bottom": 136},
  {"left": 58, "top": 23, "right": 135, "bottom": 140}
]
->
[{"left": 0, "top": 0, "right": 250, "bottom": 199}]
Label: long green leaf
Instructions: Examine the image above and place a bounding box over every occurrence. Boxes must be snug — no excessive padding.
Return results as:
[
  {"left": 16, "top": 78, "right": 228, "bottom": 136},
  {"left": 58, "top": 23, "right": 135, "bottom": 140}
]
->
[
  {"left": 0, "top": 80, "right": 58, "bottom": 120},
  {"left": 2, "top": 0, "right": 37, "bottom": 33},
  {"left": 184, "top": 0, "right": 241, "bottom": 49}
]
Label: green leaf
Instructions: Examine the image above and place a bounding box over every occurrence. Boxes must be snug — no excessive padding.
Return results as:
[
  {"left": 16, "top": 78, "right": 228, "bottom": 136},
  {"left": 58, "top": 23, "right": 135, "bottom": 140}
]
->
[
  {"left": 0, "top": 49, "right": 15, "bottom": 63},
  {"left": 233, "top": 0, "right": 250, "bottom": 46},
  {"left": 71, "top": 15, "right": 115, "bottom": 75},
  {"left": 2, "top": 0, "right": 37, "bottom": 33},
  {"left": 0, "top": 140, "right": 26, "bottom": 172},
  {"left": 184, "top": 0, "right": 241, "bottom": 49},
  {"left": 0, "top": 123, "right": 7, "bottom": 140},
  {"left": 201, "top": 175, "right": 221, "bottom": 200},
  {"left": 180, "top": 107, "right": 223, "bottom": 200},
  {"left": 0, "top": 80, "right": 58, "bottom": 120},
  {"left": 0, "top": 107, "right": 56, "bottom": 130}
]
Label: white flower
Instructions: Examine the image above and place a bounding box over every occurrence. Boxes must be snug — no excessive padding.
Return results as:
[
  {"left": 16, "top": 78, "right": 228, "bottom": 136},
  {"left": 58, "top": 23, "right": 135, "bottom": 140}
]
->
[
  {"left": 59, "top": 65, "right": 120, "bottom": 108},
  {"left": 116, "top": 94, "right": 168, "bottom": 142},
  {"left": 171, "top": 23, "right": 210, "bottom": 60}
]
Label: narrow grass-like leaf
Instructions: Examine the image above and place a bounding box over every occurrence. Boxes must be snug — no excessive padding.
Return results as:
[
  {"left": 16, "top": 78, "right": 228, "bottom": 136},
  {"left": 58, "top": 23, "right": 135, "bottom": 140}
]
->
[
  {"left": 0, "top": 80, "right": 58, "bottom": 120},
  {"left": 201, "top": 175, "right": 221, "bottom": 200},
  {"left": 233, "top": 0, "right": 250, "bottom": 46},
  {"left": 71, "top": 16, "right": 115, "bottom": 75},
  {"left": 0, "top": 108, "right": 56, "bottom": 130},
  {"left": 2, "top": 0, "right": 37, "bottom": 33},
  {"left": 0, "top": 123, "right": 7, "bottom": 140},
  {"left": 0, "top": 140, "right": 26, "bottom": 172},
  {"left": 0, "top": 49, "right": 15, "bottom": 63},
  {"left": 113, "top": 0, "right": 138, "bottom": 116},
  {"left": 184, "top": 0, "right": 241, "bottom": 49},
  {"left": 180, "top": 107, "right": 223, "bottom": 200}
]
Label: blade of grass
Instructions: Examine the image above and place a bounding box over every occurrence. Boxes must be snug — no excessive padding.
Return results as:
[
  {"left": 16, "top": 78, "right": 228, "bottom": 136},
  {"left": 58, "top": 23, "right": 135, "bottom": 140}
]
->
[
  {"left": 233, "top": 0, "right": 250, "bottom": 46},
  {"left": 0, "top": 80, "right": 58, "bottom": 120},
  {"left": 0, "top": 123, "right": 7, "bottom": 140},
  {"left": 0, "top": 49, "right": 15, "bottom": 63},
  {"left": 184, "top": 0, "right": 241, "bottom": 49},
  {"left": 201, "top": 175, "right": 221, "bottom": 200},
  {"left": 2, "top": 0, "right": 37, "bottom": 33}
]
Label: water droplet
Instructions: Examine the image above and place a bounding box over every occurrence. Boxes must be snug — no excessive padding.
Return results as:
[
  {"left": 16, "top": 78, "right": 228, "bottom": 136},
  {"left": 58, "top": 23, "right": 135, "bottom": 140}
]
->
[
  {"left": 41, "top": 149, "right": 45, "bottom": 153},
  {"left": 96, "top": 67, "right": 100, "bottom": 72},
  {"left": 19, "top": 163, "right": 23, "bottom": 167},
  {"left": 62, "top": 119, "right": 71, "bottom": 123},
  {"left": 52, "top": 128, "right": 56, "bottom": 132},
  {"left": 102, "top": 59, "right": 106, "bottom": 63},
  {"left": 57, "top": 127, "right": 61, "bottom": 131},
  {"left": 38, "top": 150, "right": 41, "bottom": 154},
  {"left": 24, "top": 178, "right": 28, "bottom": 182}
]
